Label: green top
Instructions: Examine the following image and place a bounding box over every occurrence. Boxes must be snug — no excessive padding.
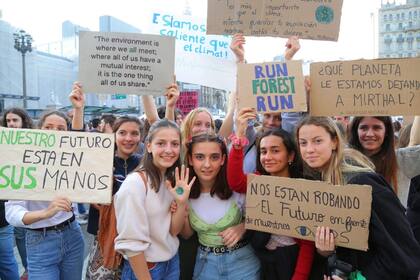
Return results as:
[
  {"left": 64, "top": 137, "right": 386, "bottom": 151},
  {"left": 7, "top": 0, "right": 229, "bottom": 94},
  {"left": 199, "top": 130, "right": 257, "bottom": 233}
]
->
[{"left": 189, "top": 201, "right": 242, "bottom": 247}]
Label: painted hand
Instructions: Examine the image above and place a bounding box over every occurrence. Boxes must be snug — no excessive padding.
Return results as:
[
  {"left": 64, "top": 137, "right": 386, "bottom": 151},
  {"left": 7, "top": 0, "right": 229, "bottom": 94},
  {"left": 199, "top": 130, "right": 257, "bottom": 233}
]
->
[{"left": 166, "top": 165, "right": 196, "bottom": 205}]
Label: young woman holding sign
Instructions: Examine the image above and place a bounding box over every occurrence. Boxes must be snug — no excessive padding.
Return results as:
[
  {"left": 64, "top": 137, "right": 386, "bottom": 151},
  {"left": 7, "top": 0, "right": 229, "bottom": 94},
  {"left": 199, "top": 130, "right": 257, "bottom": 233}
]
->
[
  {"left": 5, "top": 90, "right": 85, "bottom": 280},
  {"left": 178, "top": 133, "right": 260, "bottom": 280},
  {"left": 295, "top": 116, "right": 420, "bottom": 279},
  {"left": 227, "top": 107, "right": 314, "bottom": 280},
  {"left": 348, "top": 116, "right": 420, "bottom": 207},
  {"left": 114, "top": 119, "right": 193, "bottom": 280},
  {"left": 0, "top": 107, "right": 34, "bottom": 280}
]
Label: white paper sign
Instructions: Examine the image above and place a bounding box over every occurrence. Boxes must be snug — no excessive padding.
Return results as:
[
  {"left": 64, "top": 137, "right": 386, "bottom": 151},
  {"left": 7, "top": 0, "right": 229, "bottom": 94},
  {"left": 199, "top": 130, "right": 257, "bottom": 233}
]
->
[
  {"left": 148, "top": 12, "right": 236, "bottom": 91},
  {"left": 0, "top": 127, "right": 114, "bottom": 204},
  {"left": 79, "top": 31, "right": 175, "bottom": 96}
]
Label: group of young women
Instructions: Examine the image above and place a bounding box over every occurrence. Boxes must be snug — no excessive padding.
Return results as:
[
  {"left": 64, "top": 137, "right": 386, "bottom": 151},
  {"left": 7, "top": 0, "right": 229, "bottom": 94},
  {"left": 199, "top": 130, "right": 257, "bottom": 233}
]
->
[{"left": 1, "top": 33, "right": 420, "bottom": 280}]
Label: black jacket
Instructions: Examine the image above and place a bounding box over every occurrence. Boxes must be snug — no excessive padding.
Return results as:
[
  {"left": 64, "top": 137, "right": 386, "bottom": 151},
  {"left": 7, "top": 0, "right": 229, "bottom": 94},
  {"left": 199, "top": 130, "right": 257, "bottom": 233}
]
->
[
  {"left": 336, "top": 172, "right": 420, "bottom": 279},
  {"left": 407, "top": 174, "right": 420, "bottom": 244}
]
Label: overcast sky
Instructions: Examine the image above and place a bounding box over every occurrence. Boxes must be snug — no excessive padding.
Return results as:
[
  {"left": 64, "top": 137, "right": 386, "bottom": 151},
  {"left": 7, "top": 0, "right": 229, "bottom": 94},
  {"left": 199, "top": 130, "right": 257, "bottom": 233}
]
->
[{"left": 2, "top": 0, "right": 386, "bottom": 62}]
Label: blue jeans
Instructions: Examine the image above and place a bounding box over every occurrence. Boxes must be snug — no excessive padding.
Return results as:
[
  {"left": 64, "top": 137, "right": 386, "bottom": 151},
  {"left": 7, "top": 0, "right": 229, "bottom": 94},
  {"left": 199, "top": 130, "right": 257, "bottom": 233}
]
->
[
  {"left": 193, "top": 244, "right": 260, "bottom": 280},
  {"left": 0, "top": 225, "right": 19, "bottom": 280},
  {"left": 122, "top": 253, "right": 179, "bottom": 280},
  {"left": 77, "top": 203, "right": 87, "bottom": 215},
  {"left": 14, "top": 226, "right": 28, "bottom": 269},
  {"left": 26, "top": 220, "right": 85, "bottom": 280}
]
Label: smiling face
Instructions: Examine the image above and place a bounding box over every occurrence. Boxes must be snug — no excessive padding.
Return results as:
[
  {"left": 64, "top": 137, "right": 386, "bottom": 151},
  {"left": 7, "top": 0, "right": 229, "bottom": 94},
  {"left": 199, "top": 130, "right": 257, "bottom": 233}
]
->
[
  {"left": 298, "top": 124, "right": 337, "bottom": 171},
  {"left": 262, "top": 112, "right": 282, "bottom": 129},
  {"left": 259, "top": 135, "right": 293, "bottom": 177},
  {"left": 5, "top": 113, "right": 23, "bottom": 128},
  {"left": 147, "top": 127, "right": 180, "bottom": 173},
  {"left": 357, "top": 117, "right": 385, "bottom": 156},
  {"left": 115, "top": 121, "right": 141, "bottom": 159},
  {"left": 189, "top": 141, "right": 225, "bottom": 189},
  {"left": 41, "top": 114, "right": 68, "bottom": 131},
  {"left": 191, "top": 111, "right": 212, "bottom": 136}
]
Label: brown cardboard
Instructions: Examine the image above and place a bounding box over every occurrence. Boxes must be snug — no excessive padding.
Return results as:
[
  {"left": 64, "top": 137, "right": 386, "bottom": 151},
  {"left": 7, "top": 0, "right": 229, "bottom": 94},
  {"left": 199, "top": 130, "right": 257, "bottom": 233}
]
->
[
  {"left": 207, "top": 0, "right": 343, "bottom": 41},
  {"left": 0, "top": 127, "right": 114, "bottom": 204},
  {"left": 245, "top": 175, "right": 372, "bottom": 251},
  {"left": 310, "top": 58, "right": 420, "bottom": 116},
  {"left": 237, "top": 60, "right": 307, "bottom": 113}
]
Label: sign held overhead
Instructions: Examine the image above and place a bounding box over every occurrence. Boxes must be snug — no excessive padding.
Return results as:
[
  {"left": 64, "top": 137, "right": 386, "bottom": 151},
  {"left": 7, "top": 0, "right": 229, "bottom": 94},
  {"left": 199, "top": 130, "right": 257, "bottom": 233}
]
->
[{"left": 207, "top": 0, "right": 344, "bottom": 41}]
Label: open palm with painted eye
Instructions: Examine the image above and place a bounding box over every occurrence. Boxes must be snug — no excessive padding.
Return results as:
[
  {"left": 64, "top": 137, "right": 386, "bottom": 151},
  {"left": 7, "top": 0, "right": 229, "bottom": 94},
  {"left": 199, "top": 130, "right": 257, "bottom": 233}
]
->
[{"left": 166, "top": 165, "right": 196, "bottom": 205}]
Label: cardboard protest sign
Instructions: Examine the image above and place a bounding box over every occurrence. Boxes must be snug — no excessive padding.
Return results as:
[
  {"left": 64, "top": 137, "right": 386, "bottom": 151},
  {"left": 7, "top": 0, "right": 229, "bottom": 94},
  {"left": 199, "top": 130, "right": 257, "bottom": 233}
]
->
[
  {"left": 237, "top": 61, "right": 307, "bottom": 113},
  {"left": 310, "top": 58, "right": 420, "bottom": 116},
  {"left": 207, "top": 0, "right": 343, "bottom": 41},
  {"left": 79, "top": 31, "right": 175, "bottom": 96},
  {"left": 245, "top": 175, "right": 372, "bottom": 251},
  {"left": 176, "top": 91, "right": 199, "bottom": 116},
  {"left": 0, "top": 127, "right": 114, "bottom": 204},
  {"left": 149, "top": 12, "right": 236, "bottom": 91}
]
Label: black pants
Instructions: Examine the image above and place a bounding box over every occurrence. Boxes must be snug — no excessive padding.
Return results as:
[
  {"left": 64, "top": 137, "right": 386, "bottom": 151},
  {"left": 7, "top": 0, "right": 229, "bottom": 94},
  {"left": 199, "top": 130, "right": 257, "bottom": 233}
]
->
[{"left": 178, "top": 233, "right": 199, "bottom": 280}]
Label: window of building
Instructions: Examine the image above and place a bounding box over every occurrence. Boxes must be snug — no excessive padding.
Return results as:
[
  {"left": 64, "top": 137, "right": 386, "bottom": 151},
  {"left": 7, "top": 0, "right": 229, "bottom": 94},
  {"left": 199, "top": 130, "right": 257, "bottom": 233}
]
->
[
  {"left": 386, "top": 23, "right": 391, "bottom": 31},
  {"left": 399, "top": 53, "right": 403, "bottom": 58},
  {"left": 408, "top": 41, "right": 413, "bottom": 50},
  {"left": 415, "top": 11, "right": 418, "bottom": 18},
  {"left": 384, "top": 14, "right": 388, "bottom": 21},
  {"left": 409, "top": 21, "right": 413, "bottom": 28},
  {"left": 402, "top": 12, "right": 405, "bottom": 20},
  {"left": 397, "top": 13, "right": 400, "bottom": 20},
  {"left": 399, "top": 22, "right": 403, "bottom": 30},
  {"left": 409, "top": 11, "right": 412, "bottom": 19},
  {"left": 390, "top": 14, "right": 393, "bottom": 20}
]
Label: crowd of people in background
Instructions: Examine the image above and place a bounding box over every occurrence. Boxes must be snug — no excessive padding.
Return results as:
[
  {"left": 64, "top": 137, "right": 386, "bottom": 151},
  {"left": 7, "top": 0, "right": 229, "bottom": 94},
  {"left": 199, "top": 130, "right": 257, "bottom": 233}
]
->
[{"left": 0, "top": 33, "right": 420, "bottom": 280}]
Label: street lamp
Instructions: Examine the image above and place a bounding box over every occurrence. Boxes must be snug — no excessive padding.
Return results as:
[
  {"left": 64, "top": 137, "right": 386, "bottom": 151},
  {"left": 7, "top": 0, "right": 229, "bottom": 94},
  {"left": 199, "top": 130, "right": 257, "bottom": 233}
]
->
[{"left": 13, "top": 30, "right": 32, "bottom": 109}]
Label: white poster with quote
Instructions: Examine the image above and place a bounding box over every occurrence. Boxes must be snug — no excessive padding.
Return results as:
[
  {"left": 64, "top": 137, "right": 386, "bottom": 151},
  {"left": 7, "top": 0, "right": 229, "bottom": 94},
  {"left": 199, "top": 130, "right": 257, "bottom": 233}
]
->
[{"left": 79, "top": 31, "right": 175, "bottom": 96}]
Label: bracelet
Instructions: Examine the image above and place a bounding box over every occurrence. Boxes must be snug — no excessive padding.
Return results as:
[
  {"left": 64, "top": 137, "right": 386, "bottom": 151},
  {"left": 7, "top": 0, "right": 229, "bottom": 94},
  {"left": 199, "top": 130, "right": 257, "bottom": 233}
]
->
[{"left": 229, "top": 133, "right": 249, "bottom": 148}]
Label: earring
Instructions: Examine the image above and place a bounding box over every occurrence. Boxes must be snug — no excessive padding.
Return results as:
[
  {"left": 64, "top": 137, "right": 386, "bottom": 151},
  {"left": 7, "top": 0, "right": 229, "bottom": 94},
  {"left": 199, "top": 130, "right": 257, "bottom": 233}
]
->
[{"left": 288, "top": 161, "right": 292, "bottom": 165}]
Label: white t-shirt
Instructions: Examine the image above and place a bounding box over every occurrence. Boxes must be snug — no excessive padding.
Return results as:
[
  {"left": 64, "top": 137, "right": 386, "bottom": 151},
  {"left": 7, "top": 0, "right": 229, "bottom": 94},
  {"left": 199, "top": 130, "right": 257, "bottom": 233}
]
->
[{"left": 189, "top": 192, "right": 245, "bottom": 224}]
